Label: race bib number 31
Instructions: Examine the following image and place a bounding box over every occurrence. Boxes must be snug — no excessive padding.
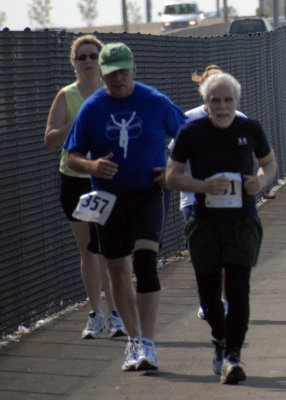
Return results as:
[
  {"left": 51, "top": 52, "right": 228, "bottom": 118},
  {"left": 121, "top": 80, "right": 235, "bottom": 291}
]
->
[
  {"left": 72, "top": 190, "right": 117, "bottom": 225},
  {"left": 205, "top": 172, "right": 242, "bottom": 208}
]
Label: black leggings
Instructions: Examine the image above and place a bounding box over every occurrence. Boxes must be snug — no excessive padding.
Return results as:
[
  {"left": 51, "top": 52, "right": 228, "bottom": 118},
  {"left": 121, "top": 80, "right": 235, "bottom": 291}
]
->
[{"left": 195, "top": 264, "right": 251, "bottom": 354}]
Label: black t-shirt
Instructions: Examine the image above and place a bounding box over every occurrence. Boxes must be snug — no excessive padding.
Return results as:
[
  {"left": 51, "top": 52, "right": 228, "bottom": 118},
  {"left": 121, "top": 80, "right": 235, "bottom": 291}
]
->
[{"left": 171, "top": 116, "right": 271, "bottom": 222}]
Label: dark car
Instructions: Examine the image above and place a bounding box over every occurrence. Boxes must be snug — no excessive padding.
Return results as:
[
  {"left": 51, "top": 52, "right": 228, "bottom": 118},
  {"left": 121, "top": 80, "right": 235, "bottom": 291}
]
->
[{"left": 228, "top": 17, "right": 272, "bottom": 34}]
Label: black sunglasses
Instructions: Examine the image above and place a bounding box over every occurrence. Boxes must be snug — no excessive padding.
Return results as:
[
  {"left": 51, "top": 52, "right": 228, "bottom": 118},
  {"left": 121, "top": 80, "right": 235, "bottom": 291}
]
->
[{"left": 77, "top": 53, "right": 99, "bottom": 61}]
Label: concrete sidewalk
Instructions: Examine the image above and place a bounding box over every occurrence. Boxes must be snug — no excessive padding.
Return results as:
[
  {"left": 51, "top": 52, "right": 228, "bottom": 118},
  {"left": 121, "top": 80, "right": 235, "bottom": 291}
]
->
[{"left": 1, "top": 184, "right": 286, "bottom": 400}]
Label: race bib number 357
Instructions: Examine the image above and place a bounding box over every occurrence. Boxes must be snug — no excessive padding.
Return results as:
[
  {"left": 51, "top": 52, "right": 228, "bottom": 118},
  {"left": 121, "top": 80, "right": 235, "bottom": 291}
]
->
[
  {"left": 72, "top": 190, "right": 117, "bottom": 225},
  {"left": 205, "top": 172, "right": 242, "bottom": 208}
]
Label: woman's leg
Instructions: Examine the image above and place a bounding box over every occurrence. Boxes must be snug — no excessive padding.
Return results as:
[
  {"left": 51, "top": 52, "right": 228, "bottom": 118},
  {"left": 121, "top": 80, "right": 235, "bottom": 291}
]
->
[{"left": 70, "top": 221, "right": 103, "bottom": 313}]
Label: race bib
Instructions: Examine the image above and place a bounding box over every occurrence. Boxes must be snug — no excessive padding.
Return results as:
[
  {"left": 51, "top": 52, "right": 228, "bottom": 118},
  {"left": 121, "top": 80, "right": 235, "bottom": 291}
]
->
[
  {"left": 72, "top": 190, "right": 117, "bottom": 225},
  {"left": 205, "top": 172, "right": 242, "bottom": 208}
]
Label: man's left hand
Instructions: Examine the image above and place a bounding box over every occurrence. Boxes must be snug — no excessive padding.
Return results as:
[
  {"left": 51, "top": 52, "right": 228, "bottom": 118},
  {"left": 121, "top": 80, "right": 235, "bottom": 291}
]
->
[{"left": 243, "top": 174, "right": 262, "bottom": 195}]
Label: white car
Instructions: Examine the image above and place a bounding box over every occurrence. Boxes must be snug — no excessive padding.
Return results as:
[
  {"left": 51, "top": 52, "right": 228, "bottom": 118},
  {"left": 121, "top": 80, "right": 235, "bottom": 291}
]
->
[{"left": 159, "top": 1, "right": 202, "bottom": 32}]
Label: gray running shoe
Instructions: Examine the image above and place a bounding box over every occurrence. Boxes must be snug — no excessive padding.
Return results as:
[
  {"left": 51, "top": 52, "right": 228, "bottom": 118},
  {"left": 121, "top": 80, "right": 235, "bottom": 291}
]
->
[
  {"left": 221, "top": 352, "right": 246, "bottom": 384},
  {"left": 107, "top": 311, "right": 127, "bottom": 337},
  {"left": 212, "top": 338, "right": 225, "bottom": 375},
  {"left": 82, "top": 312, "right": 105, "bottom": 339}
]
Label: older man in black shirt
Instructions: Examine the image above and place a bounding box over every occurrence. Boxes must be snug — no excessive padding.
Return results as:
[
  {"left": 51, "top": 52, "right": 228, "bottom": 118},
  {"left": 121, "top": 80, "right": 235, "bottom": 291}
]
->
[{"left": 166, "top": 72, "right": 277, "bottom": 384}]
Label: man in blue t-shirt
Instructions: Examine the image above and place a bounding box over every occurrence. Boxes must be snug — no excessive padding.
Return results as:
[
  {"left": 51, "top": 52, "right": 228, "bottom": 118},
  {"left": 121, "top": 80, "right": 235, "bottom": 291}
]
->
[
  {"left": 64, "top": 42, "right": 186, "bottom": 372},
  {"left": 166, "top": 72, "right": 277, "bottom": 384}
]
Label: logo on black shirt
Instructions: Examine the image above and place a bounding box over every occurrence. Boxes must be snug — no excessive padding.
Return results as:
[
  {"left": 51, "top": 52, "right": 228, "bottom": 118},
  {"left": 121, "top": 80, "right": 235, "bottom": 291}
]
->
[{"left": 238, "top": 137, "right": 248, "bottom": 145}]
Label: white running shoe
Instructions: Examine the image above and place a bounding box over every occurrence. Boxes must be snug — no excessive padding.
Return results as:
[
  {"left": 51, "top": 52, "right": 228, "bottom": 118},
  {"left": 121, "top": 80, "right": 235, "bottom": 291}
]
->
[
  {"left": 197, "top": 306, "right": 206, "bottom": 320},
  {"left": 122, "top": 338, "right": 140, "bottom": 371},
  {"left": 198, "top": 300, "right": 227, "bottom": 320},
  {"left": 107, "top": 311, "right": 128, "bottom": 337},
  {"left": 82, "top": 312, "right": 105, "bottom": 339},
  {"left": 222, "top": 299, "right": 229, "bottom": 317},
  {"left": 136, "top": 338, "right": 159, "bottom": 371}
]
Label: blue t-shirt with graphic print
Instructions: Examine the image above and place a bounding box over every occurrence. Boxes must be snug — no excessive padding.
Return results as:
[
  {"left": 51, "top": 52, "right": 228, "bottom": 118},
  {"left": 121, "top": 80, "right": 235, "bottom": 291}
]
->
[{"left": 64, "top": 81, "right": 186, "bottom": 194}]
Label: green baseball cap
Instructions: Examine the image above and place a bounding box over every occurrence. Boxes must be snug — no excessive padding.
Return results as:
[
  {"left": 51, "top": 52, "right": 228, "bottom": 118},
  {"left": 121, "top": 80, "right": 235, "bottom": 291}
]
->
[{"left": 99, "top": 42, "right": 134, "bottom": 75}]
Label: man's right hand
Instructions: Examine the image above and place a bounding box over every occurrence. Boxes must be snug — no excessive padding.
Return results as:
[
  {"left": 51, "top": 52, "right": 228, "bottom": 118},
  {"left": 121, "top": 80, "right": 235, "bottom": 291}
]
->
[
  {"left": 92, "top": 152, "right": 118, "bottom": 179},
  {"left": 205, "top": 174, "right": 230, "bottom": 195}
]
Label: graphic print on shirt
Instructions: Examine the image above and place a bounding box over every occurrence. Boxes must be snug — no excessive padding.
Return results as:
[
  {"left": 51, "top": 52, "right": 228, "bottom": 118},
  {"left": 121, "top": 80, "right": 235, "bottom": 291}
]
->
[
  {"left": 106, "top": 111, "right": 142, "bottom": 158},
  {"left": 238, "top": 137, "right": 248, "bottom": 145}
]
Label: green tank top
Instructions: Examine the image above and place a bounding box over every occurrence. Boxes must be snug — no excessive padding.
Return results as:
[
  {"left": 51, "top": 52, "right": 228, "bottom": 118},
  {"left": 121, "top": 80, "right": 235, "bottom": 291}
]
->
[{"left": 59, "top": 82, "right": 87, "bottom": 177}]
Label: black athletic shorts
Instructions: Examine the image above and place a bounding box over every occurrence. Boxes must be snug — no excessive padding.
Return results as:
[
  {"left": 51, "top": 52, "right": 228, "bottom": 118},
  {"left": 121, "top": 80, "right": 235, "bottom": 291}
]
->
[
  {"left": 60, "top": 172, "right": 91, "bottom": 221},
  {"left": 95, "top": 185, "right": 165, "bottom": 259},
  {"left": 185, "top": 216, "right": 263, "bottom": 275}
]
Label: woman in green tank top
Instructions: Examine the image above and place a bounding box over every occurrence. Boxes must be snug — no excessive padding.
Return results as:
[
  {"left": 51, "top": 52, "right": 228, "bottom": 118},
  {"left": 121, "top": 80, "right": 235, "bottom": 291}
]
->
[{"left": 44, "top": 35, "right": 126, "bottom": 340}]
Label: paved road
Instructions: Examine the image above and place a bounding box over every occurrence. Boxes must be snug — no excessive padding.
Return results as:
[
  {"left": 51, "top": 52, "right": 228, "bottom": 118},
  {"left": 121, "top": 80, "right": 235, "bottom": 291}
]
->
[{"left": 1, "top": 184, "right": 286, "bottom": 400}]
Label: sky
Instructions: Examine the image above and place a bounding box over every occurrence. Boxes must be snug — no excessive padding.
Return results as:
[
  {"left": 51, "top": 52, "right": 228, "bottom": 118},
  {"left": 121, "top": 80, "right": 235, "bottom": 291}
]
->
[{"left": 1, "top": 0, "right": 259, "bottom": 30}]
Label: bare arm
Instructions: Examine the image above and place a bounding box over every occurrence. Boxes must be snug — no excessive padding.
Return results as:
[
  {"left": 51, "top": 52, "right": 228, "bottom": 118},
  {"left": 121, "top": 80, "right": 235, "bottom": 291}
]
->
[
  {"left": 244, "top": 149, "right": 277, "bottom": 195},
  {"left": 67, "top": 151, "right": 119, "bottom": 180},
  {"left": 166, "top": 158, "right": 230, "bottom": 194},
  {"left": 44, "top": 90, "right": 73, "bottom": 148}
]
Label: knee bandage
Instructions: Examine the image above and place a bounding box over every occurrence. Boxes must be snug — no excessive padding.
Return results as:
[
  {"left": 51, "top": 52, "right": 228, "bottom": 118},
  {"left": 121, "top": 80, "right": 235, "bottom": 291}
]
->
[{"left": 133, "top": 249, "right": 161, "bottom": 293}]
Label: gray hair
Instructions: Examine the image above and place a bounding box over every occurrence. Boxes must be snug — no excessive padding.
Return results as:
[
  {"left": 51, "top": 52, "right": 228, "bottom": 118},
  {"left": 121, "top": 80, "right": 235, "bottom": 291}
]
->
[{"left": 199, "top": 72, "right": 241, "bottom": 103}]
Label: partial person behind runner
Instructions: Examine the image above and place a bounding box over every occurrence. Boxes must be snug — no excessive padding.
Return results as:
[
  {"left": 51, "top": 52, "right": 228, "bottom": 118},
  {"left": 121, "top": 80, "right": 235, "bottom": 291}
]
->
[
  {"left": 166, "top": 72, "right": 277, "bottom": 384},
  {"left": 63, "top": 42, "right": 186, "bottom": 372},
  {"left": 44, "top": 34, "right": 126, "bottom": 340}
]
